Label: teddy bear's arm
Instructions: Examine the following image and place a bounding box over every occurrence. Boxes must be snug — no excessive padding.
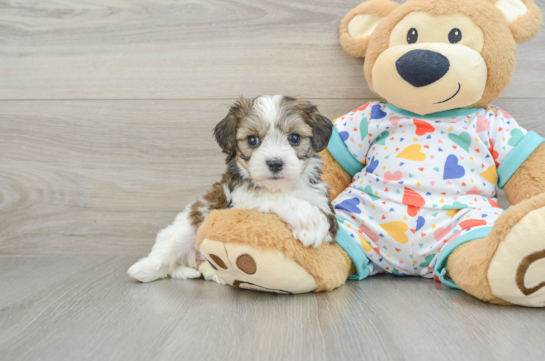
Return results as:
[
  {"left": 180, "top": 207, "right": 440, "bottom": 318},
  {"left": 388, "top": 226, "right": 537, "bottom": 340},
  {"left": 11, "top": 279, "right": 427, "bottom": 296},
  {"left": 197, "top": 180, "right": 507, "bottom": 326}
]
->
[
  {"left": 503, "top": 144, "right": 545, "bottom": 205},
  {"left": 319, "top": 149, "right": 353, "bottom": 201}
]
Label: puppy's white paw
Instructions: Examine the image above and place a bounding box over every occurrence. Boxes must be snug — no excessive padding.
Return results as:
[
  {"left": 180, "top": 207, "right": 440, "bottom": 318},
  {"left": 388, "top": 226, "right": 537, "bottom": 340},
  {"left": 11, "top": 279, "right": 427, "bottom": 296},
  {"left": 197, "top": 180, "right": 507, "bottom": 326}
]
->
[
  {"left": 289, "top": 210, "right": 330, "bottom": 248},
  {"left": 128, "top": 257, "right": 167, "bottom": 283},
  {"left": 171, "top": 266, "right": 201, "bottom": 280},
  {"left": 324, "top": 232, "right": 334, "bottom": 244},
  {"left": 198, "top": 262, "right": 225, "bottom": 285},
  {"left": 292, "top": 228, "right": 324, "bottom": 248}
]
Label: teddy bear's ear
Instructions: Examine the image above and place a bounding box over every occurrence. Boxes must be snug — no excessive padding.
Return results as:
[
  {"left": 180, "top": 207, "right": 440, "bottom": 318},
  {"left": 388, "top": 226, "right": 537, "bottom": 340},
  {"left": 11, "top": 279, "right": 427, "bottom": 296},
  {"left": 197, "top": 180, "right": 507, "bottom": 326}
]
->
[
  {"left": 493, "top": 0, "right": 543, "bottom": 43},
  {"left": 340, "top": 0, "right": 399, "bottom": 58}
]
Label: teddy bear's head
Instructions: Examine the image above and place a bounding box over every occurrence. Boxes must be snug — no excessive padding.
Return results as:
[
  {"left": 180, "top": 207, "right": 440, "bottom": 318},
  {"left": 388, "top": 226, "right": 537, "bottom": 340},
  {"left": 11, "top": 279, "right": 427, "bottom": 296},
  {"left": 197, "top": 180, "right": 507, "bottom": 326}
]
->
[{"left": 340, "top": 0, "right": 543, "bottom": 115}]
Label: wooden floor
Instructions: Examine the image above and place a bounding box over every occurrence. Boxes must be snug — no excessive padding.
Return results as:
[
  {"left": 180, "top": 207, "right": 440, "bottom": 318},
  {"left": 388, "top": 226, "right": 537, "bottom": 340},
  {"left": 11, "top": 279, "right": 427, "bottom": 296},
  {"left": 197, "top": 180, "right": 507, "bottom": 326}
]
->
[
  {"left": 1, "top": 1, "right": 545, "bottom": 360},
  {"left": 1, "top": 255, "right": 544, "bottom": 361}
]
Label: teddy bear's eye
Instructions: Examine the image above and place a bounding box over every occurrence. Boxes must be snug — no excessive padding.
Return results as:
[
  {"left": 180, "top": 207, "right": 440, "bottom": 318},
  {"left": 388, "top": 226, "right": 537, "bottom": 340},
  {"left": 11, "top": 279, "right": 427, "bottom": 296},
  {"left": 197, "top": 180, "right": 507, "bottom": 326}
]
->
[
  {"left": 407, "top": 28, "right": 418, "bottom": 44},
  {"left": 448, "top": 28, "right": 462, "bottom": 44}
]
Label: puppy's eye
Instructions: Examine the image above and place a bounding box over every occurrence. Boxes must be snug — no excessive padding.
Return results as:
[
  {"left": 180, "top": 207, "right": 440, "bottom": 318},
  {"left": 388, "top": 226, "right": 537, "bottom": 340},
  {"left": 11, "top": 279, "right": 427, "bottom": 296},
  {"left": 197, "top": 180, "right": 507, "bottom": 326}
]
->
[
  {"left": 448, "top": 28, "right": 462, "bottom": 44},
  {"left": 288, "top": 133, "right": 301, "bottom": 146},
  {"left": 407, "top": 28, "right": 418, "bottom": 44},
  {"left": 247, "top": 135, "right": 260, "bottom": 148}
]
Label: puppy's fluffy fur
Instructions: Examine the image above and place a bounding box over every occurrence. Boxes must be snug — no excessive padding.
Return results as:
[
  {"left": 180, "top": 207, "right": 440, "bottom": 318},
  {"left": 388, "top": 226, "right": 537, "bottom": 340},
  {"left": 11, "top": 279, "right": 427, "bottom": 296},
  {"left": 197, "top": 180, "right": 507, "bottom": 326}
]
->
[{"left": 128, "top": 95, "right": 338, "bottom": 283}]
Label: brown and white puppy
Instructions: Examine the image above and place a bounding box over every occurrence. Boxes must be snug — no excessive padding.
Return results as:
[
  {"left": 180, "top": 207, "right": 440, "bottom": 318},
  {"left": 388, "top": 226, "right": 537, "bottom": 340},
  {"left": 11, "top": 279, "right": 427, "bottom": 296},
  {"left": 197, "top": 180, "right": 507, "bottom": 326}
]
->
[{"left": 128, "top": 95, "right": 338, "bottom": 283}]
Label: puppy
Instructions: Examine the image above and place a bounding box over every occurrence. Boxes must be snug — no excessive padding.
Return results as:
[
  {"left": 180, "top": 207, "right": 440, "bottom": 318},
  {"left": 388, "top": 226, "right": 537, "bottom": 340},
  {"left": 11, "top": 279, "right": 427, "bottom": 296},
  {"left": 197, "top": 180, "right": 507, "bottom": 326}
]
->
[{"left": 128, "top": 95, "right": 338, "bottom": 283}]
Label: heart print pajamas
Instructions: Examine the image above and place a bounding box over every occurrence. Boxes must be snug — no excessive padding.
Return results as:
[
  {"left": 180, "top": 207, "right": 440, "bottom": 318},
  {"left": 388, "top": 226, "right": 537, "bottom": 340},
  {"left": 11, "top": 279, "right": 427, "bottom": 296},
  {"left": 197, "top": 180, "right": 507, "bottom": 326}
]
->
[{"left": 327, "top": 102, "right": 545, "bottom": 287}]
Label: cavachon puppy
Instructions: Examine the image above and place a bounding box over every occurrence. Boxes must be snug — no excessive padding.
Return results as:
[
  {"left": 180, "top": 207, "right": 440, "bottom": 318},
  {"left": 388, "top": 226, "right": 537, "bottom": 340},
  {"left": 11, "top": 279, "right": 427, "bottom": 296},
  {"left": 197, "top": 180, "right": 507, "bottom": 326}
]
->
[{"left": 128, "top": 95, "right": 338, "bottom": 283}]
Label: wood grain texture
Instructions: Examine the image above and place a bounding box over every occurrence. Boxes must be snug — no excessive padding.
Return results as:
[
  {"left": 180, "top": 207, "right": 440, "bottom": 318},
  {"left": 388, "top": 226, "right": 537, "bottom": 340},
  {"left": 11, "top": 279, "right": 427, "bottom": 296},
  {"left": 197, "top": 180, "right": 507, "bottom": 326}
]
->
[
  {"left": 0, "top": 255, "right": 544, "bottom": 361},
  {"left": 0, "top": 0, "right": 544, "bottom": 100},
  {"left": 1, "top": 98, "right": 545, "bottom": 255}
]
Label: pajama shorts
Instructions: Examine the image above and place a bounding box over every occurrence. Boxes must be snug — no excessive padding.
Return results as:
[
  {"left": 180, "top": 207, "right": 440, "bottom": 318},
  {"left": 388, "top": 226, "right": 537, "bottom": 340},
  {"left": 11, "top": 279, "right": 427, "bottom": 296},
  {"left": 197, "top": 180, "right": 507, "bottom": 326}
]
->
[{"left": 332, "top": 188, "right": 502, "bottom": 284}]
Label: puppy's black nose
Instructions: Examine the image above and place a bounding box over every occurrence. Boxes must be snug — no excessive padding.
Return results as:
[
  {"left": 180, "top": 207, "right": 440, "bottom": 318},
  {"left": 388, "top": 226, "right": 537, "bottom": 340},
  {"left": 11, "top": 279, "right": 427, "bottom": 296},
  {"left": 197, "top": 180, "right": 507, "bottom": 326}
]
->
[
  {"left": 266, "top": 158, "right": 284, "bottom": 173},
  {"left": 396, "top": 50, "right": 450, "bottom": 87}
]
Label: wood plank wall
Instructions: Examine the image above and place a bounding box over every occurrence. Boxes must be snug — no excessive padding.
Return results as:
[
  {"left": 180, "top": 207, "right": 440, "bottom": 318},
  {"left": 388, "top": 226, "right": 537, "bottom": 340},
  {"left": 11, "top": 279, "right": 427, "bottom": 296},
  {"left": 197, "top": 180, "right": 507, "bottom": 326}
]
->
[{"left": 1, "top": 0, "right": 544, "bottom": 255}]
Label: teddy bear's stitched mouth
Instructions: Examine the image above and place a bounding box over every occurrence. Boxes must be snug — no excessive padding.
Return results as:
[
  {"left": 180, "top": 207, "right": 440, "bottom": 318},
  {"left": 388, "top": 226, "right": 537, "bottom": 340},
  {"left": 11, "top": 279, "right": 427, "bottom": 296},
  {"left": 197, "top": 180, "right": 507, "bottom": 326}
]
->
[{"left": 434, "top": 82, "right": 461, "bottom": 104}]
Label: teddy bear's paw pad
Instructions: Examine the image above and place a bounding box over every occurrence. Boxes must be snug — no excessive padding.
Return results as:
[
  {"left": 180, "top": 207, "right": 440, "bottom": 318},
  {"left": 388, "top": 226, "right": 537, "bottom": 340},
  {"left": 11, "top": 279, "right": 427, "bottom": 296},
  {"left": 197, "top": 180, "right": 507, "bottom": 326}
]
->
[
  {"left": 488, "top": 207, "right": 545, "bottom": 307},
  {"left": 199, "top": 238, "right": 317, "bottom": 294}
]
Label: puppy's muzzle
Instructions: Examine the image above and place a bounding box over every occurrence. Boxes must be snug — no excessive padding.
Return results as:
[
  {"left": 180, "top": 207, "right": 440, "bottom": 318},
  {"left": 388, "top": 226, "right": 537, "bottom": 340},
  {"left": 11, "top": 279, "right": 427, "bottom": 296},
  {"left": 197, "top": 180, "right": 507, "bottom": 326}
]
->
[{"left": 266, "top": 158, "right": 284, "bottom": 174}]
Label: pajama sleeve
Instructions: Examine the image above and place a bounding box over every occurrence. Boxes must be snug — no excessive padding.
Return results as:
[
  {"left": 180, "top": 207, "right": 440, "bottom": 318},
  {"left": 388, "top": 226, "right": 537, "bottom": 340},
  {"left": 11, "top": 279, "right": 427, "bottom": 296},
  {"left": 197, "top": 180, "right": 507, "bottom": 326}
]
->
[
  {"left": 327, "top": 102, "right": 373, "bottom": 177},
  {"left": 485, "top": 106, "right": 545, "bottom": 188}
]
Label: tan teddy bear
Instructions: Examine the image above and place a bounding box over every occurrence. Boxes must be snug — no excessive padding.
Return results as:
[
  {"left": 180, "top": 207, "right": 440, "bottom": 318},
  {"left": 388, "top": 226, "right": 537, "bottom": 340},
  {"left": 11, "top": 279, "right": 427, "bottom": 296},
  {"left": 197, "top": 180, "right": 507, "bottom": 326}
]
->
[{"left": 196, "top": 0, "right": 545, "bottom": 307}]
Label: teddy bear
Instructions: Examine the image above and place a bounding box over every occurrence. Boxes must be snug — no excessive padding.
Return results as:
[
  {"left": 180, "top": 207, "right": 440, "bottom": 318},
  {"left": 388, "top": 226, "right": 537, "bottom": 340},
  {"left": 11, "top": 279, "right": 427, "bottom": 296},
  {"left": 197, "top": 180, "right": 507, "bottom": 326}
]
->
[{"left": 195, "top": 0, "right": 545, "bottom": 307}]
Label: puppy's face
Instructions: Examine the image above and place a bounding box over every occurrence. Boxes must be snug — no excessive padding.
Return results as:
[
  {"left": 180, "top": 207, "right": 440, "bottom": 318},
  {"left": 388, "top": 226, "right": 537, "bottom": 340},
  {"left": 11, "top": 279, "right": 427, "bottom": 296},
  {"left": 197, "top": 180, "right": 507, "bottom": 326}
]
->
[{"left": 214, "top": 96, "right": 332, "bottom": 190}]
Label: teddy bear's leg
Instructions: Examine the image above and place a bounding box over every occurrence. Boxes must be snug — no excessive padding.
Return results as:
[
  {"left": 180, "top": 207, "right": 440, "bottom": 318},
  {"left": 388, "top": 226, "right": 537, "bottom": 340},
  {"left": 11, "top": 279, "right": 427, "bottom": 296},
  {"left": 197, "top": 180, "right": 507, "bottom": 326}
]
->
[
  {"left": 195, "top": 208, "right": 354, "bottom": 293},
  {"left": 441, "top": 193, "right": 545, "bottom": 307}
]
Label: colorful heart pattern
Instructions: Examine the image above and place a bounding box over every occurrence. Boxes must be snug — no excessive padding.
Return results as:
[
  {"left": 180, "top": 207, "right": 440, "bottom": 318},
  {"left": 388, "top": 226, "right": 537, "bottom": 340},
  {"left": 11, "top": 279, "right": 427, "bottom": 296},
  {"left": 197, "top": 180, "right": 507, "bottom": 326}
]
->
[
  {"left": 448, "top": 132, "right": 471, "bottom": 152},
  {"left": 383, "top": 171, "right": 403, "bottom": 185},
  {"left": 359, "top": 223, "right": 379, "bottom": 243},
  {"left": 375, "top": 131, "right": 390, "bottom": 145},
  {"left": 413, "top": 119, "right": 435, "bottom": 136},
  {"left": 380, "top": 221, "right": 409, "bottom": 244},
  {"left": 433, "top": 225, "right": 451, "bottom": 242},
  {"left": 508, "top": 129, "right": 524, "bottom": 147},
  {"left": 366, "top": 156, "right": 379, "bottom": 173},
  {"left": 335, "top": 198, "right": 361, "bottom": 214},
  {"left": 396, "top": 144, "right": 427, "bottom": 161},
  {"left": 443, "top": 155, "right": 465, "bottom": 180},
  {"left": 476, "top": 115, "right": 489, "bottom": 133},
  {"left": 370, "top": 104, "right": 387, "bottom": 120},
  {"left": 330, "top": 102, "right": 530, "bottom": 278}
]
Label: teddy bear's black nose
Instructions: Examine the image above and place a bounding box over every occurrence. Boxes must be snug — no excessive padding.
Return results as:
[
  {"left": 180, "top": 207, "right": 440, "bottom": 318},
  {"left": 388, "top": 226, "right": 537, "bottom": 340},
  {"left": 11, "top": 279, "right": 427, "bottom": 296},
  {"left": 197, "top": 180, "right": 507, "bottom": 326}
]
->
[{"left": 396, "top": 49, "right": 450, "bottom": 87}]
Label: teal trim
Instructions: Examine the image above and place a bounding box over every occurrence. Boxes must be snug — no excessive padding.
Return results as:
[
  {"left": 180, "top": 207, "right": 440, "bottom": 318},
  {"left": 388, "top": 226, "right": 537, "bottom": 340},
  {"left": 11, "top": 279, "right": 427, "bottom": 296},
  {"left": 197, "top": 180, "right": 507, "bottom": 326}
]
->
[
  {"left": 335, "top": 227, "right": 370, "bottom": 281},
  {"left": 434, "top": 226, "right": 492, "bottom": 289},
  {"left": 386, "top": 103, "right": 482, "bottom": 119},
  {"left": 497, "top": 131, "right": 545, "bottom": 188},
  {"left": 327, "top": 127, "right": 365, "bottom": 177}
]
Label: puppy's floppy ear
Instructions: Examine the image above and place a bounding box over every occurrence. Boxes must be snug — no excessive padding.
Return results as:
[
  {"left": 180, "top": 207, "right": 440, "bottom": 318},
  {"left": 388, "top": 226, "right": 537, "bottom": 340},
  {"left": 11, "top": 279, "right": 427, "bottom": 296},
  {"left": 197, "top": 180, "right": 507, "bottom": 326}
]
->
[
  {"left": 492, "top": 0, "right": 543, "bottom": 43},
  {"left": 214, "top": 102, "right": 241, "bottom": 155},
  {"left": 296, "top": 100, "right": 333, "bottom": 153},
  {"left": 340, "top": 0, "right": 399, "bottom": 58}
]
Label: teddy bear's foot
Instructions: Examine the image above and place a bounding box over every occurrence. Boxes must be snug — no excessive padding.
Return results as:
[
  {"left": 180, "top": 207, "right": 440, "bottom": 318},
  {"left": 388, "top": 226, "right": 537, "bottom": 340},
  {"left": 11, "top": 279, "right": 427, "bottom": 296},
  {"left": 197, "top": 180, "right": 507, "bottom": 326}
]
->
[
  {"left": 199, "top": 238, "right": 318, "bottom": 294},
  {"left": 488, "top": 206, "right": 545, "bottom": 307},
  {"left": 195, "top": 209, "right": 353, "bottom": 294},
  {"left": 447, "top": 194, "right": 545, "bottom": 307}
]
